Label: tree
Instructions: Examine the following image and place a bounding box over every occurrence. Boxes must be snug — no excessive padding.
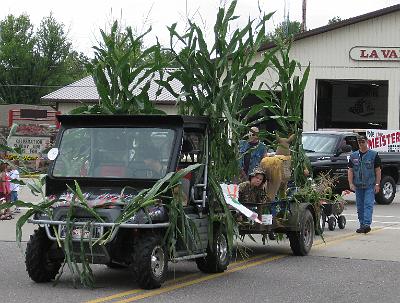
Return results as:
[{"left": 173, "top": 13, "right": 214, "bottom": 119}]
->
[
  {"left": 0, "top": 14, "right": 88, "bottom": 104},
  {"left": 0, "top": 14, "right": 36, "bottom": 104},
  {"left": 267, "top": 20, "right": 302, "bottom": 42},
  {"left": 328, "top": 16, "right": 342, "bottom": 25}
]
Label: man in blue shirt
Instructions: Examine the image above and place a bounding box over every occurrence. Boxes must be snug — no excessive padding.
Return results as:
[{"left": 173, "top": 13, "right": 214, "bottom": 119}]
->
[
  {"left": 348, "top": 134, "right": 381, "bottom": 234},
  {"left": 239, "top": 127, "right": 267, "bottom": 181}
]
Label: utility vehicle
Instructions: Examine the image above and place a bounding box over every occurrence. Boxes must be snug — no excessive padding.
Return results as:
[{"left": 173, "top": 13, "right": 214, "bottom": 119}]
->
[{"left": 26, "top": 115, "right": 229, "bottom": 289}]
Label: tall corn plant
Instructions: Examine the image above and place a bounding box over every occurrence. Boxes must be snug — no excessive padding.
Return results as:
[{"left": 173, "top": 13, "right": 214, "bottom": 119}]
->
[
  {"left": 160, "top": 0, "right": 276, "bottom": 182},
  {"left": 70, "top": 21, "right": 167, "bottom": 115},
  {"left": 249, "top": 41, "right": 310, "bottom": 187}
]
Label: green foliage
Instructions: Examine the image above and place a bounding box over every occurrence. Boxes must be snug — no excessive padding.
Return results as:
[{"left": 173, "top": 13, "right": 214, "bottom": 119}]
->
[
  {"left": 252, "top": 42, "right": 310, "bottom": 187},
  {"left": 78, "top": 21, "right": 168, "bottom": 115},
  {"left": 265, "top": 20, "right": 302, "bottom": 43},
  {"left": 0, "top": 13, "right": 88, "bottom": 104},
  {"left": 163, "top": 0, "right": 276, "bottom": 181},
  {"left": 328, "top": 16, "right": 343, "bottom": 25}
]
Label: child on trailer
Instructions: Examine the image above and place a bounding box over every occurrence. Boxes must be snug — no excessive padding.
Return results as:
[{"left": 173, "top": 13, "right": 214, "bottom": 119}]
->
[{"left": 238, "top": 167, "right": 268, "bottom": 219}]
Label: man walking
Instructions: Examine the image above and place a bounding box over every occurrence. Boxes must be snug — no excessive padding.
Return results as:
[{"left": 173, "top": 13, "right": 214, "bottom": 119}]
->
[{"left": 348, "top": 134, "right": 381, "bottom": 234}]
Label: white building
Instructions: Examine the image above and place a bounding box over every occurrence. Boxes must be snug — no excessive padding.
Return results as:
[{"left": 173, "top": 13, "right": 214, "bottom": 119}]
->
[
  {"left": 254, "top": 4, "right": 400, "bottom": 131},
  {"left": 42, "top": 5, "right": 400, "bottom": 132}
]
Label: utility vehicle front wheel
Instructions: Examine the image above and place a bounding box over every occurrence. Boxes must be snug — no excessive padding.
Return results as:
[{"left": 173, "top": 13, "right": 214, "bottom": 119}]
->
[
  {"left": 196, "top": 228, "right": 230, "bottom": 273},
  {"left": 287, "top": 209, "right": 314, "bottom": 256},
  {"left": 25, "top": 228, "right": 62, "bottom": 282},
  {"left": 132, "top": 234, "right": 167, "bottom": 289}
]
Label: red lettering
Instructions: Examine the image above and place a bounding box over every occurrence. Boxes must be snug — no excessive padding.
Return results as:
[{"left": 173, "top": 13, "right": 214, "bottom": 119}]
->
[
  {"left": 390, "top": 133, "right": 395, "bottom": 144},
  {"left": 375, "top": 137, "right": 380, "bottom": 148},
  {"left": 369, "top": 50, "right": 379, "bottom": 58},
  {"left": 381, "top": 49, "right": 391, "bottom": 58},
  {"left": 397, "top": 132, "right": 400, "bottom": 143},
  {"left": 368, "top": 139, "right": 374, "bottom": 149},
  {"left": 389, "top": 50, "right": 398, "bottom": 58},
  {"left": 360, "top": 49, "right": 368, "bottom": 58},
  {"left": 381, "top": 135, "right": 386, "bottom": 146}
]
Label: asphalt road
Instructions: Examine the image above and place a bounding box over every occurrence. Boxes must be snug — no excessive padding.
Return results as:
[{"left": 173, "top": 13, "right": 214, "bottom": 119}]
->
[{"left": 0, "top": 183, "right": 399, "bottom": 302}]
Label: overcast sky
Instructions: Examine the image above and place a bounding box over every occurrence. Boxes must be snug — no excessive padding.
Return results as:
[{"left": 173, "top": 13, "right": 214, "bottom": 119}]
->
[{"left": 2, "top": 0, "right": 399, "bottom": 56}]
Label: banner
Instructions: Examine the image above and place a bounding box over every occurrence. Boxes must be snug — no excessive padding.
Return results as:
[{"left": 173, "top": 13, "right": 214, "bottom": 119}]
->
[
  {"left": 366, "top": 129, "right": 400, "bottom": 152},
  {"left": 220, "top": 183, "right": 272, "bottom": 225}
]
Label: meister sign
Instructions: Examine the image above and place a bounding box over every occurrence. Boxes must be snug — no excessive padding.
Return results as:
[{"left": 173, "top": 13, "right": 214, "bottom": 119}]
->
[{"left": 349, "top": 46, "right": 400, "bottom": 61}]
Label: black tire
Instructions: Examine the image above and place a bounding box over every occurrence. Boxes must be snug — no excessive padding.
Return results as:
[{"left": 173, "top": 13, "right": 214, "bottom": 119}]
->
[
  {"left": 338, "top": 215, "right": 346, "bottom": 229},
  {"left": 131, "top": 234, "right": 168, "bottom": 289},
  {"left": 25, "top": 228, "right": 62, "bottom": 283},
  {"left": 287, "top": 209, "right": 314, "bottom": 256},
  {"left": 375, "top": 175, "right": 396, "bottom": 205},
  {"left": 196, "top": 228, "right": 230, "bottom": 273},
  {"left": 328, "top": 217, "right": 336, "bottom": 231}
]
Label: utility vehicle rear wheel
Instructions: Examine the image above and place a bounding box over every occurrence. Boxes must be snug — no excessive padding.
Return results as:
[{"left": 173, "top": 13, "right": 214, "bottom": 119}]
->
[
  {"left": 25, "top": 228, "right": 62, "bottom": 282},
  {"left": 132, "top": 234, "right": 167, "bottom": 289},
  {"left": 196, "top": 228, "right": 230, "bottom": 273},
  {"left": 287, "top": 209, "right": 314, "bottom": 256}
]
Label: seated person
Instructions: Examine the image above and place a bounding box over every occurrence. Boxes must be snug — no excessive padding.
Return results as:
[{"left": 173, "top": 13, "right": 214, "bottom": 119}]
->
[{"left": 238, "top": 167, "right": 268, "bottom": 218}]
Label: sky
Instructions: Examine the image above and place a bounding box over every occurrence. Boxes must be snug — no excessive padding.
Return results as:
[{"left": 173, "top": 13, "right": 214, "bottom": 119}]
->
[{"left": 2, "top": 0, "right": 399, "bottom": 57}]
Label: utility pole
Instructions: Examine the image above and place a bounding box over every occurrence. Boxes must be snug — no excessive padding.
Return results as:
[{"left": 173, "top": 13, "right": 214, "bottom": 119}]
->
[{"left": 301, "top": 0, "right": 307, "bottom": 32}]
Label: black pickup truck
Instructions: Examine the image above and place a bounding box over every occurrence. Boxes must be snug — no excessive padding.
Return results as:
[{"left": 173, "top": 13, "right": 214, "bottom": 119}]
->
[{"left": 302, "top": 131, "right": 400, "bottom": 205}]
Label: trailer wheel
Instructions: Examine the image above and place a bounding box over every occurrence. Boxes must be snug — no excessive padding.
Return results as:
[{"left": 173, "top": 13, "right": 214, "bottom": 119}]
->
[
  {"left": 375, "top": 176, "right": 396, "bottom": 205},
  {"left": 287, "top": 209, "right": 314, "bottom": 256},
  {"left": 338, "top": 215, "right": 346, "bottom": 229},
  {"left": 196, "top": 228, "right": 230, "bottom": 273},
  {"left": 25, "top": 228, "right": 62, "bottom": 283},
  {"left": 328, "top": 217, "right": 336, "bottom": 231},
  {"left": 131, "top": 234, "right": 167, "bottom": 289}
]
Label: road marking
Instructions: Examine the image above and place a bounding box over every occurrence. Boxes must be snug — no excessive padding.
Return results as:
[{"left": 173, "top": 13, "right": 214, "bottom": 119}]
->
[
  {"left": 83, "top": 253, "right": 282, "bottom": 303},
  {"left": 86, "top": 230, "right": 382, "bottom": 303},
  {"left": 112, "top": 255, "right": 286, "bottom": 303},
  {"left": 346, "top": 219, "right": 400, "bottom": 224},
  {"left": 343, "top": 213, "right": 400, "bottom": 219}
]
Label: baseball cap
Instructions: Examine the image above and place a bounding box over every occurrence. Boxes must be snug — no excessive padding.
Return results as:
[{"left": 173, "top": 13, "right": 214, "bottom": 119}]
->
[{"left": 247, "top": 126, "right": 259, "bottom": 137}]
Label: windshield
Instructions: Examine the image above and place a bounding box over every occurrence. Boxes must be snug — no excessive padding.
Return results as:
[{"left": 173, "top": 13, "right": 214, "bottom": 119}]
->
[
  {"left": 302, "top": 134, "right": 338, "bottom": 153},
  {"left": 52, "top": 127, "right": 175, "bottom": 179}
]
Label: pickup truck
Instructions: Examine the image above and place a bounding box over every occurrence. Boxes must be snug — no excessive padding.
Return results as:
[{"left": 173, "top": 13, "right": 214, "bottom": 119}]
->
[{"left": 302, "top": 131, "right": 400, "bottom": 205}]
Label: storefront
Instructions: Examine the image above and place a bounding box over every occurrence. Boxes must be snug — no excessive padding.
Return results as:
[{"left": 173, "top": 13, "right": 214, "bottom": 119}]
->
[{"left": 254, "top": 4, "right": 400, "bottom": 131}]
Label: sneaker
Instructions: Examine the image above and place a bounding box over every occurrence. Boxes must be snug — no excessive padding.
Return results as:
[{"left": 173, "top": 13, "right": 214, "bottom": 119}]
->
[
  {"left": 356, "top": 227, "right": 364, "bottom": 233},
  {"left": 363, "top": 226, "right": 371, "bottom": 234}
]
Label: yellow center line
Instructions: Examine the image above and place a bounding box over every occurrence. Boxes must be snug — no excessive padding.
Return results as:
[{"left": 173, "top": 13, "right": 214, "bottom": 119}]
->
[
  {"left": 113, "top": 255, "right": 286, "bottom": 303},
  {"left": 83, "top": 252, "right": 277, "bottom": 303},
  {"left": 85, "top": 228, "right": 385, "bottom": 303}
]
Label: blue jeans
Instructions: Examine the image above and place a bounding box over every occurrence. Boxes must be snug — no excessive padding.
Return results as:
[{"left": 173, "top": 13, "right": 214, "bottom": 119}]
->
[
  {"left": 355, "top": 187, "right": 375, "bottom": 227},
  {"left": 10, "top": 191, "right": 18, "bottom": 203}
]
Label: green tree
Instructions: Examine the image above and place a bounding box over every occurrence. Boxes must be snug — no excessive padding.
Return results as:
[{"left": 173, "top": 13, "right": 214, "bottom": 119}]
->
[
  {"left": 0, "top": 13, "right": 88, "bottom": 104},
  {"left": 267, "top": 20, "right": 302, "bottom": 42},
  {"left": 328, "top": 16, "right": 342, "bottom": 24},
  {"left": 0, "top": 14, "right": 36, "bottom": 104}
]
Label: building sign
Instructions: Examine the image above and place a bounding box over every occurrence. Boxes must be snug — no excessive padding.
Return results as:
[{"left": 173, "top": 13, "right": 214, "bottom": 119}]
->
[
  {"left": 366, "top": 129, "right": 400, "bottom": 152},
  {"left": 350, "top": 46, "right": 400, "bottom": 61},
  {"left": 6, "top": 136, "right": 50, "bottom": 159}
]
